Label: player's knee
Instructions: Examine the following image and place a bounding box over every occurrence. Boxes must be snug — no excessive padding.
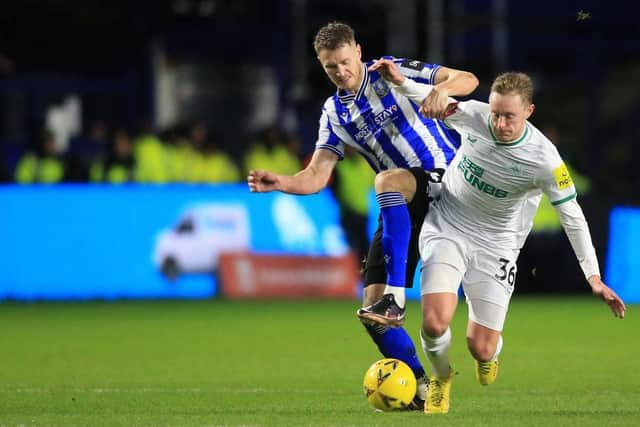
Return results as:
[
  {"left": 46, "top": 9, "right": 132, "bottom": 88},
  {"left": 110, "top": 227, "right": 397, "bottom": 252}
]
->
[
  {"left": 466, "top": 336, "right": 496, "bottom": 362},
  {"left": 421, "top": 315, "right": 448, "bottom": 338},
  {"left": 374, "top": 170, "right": 413, "bottom": 196},
  {"left": 374, "top": 170, "right": 397, "bottom": 192}
]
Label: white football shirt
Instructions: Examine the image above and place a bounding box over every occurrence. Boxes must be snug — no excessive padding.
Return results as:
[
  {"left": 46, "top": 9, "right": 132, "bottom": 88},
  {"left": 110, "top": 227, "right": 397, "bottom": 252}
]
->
[
  {"left": 395, "top": 78, "right": 600, "bottom": 279},
  {"left": 433, "top": 100, "right": 577, "bottom": 250}
]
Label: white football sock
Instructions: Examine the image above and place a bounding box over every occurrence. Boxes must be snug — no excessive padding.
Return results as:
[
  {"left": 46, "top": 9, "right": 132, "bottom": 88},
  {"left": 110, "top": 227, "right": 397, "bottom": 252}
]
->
[
  {"left": 420, "top": 326, "right": 452, "bottom": 379},
  {"left": 384, "top": 285, "right": 406, "bottom": 308},
  {"left": 490, "top": 335, "right": 503, "bottom": 362},
  {"left": 416, "top": 374, "right": 428, "bottom": 400}
]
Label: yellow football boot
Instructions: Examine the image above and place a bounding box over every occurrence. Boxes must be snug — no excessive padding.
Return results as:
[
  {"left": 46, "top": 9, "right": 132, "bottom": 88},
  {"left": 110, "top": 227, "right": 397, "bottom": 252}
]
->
[
  {"left": 424, "top": 368, "right": 454, "bottom": 414},
  {"left": 475, "top": 359, "right": 499, "bottom": 386}
]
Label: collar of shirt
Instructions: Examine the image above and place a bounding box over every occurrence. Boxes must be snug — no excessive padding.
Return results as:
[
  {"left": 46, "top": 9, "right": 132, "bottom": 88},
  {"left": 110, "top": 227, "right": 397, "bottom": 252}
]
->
[{"left": 336, "top": 63, "right": 369, "bottom": 104}]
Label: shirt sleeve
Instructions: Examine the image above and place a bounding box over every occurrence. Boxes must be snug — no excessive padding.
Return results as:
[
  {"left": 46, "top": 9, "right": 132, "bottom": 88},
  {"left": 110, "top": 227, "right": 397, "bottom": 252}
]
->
[
  {"left": 392, "top": 77, "right": 435, "bottom": 105},
  {"left": 393, "top": 57, "right": 441, "bottom": 84},
  {"left": 538, "top": 146, "right": 599, "bottom": 279},
  {"left": 554, "top": 197, "right": 601, "bottom": 279},
  {"left": 315, "top": 107, "right": 345, "bottom": 160},
  {"left": 537, "top": 146, "right": 577, "bottom": 206},
  {"left": 441, "top": 100, "right": 489, "bottom": 136}
]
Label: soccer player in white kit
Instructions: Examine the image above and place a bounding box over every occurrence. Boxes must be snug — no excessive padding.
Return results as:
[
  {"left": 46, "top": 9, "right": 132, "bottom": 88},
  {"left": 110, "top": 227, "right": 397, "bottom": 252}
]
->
[{"left": 374, "top": 66, "right": 626, "bottom": 414}]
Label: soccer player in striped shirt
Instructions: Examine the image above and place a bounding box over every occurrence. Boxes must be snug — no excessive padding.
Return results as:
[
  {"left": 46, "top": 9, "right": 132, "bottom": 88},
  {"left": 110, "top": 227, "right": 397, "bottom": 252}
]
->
[
  {"left": 247, "top": 21, "right": 478, "bottom": 409},
  {"left": 376, "top": 66, "right": 626, "bottom": 414}
]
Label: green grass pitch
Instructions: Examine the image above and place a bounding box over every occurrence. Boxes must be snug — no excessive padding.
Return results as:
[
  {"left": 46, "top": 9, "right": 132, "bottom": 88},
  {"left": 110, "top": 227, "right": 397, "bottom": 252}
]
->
[{"left": 0, "top": 296, "right": 638, "bottom": 426}]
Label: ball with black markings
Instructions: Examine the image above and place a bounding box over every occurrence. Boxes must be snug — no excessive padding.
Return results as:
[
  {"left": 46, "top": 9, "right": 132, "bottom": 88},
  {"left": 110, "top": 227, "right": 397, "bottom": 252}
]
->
[{"left": 363, "top": 358, "right": 417, "bottom": 411}]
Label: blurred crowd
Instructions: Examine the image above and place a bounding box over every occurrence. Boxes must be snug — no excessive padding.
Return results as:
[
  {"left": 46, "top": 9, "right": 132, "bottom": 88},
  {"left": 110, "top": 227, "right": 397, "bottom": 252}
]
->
[{"left": 8, "top": 121, "right": 308, "bottom": 185}]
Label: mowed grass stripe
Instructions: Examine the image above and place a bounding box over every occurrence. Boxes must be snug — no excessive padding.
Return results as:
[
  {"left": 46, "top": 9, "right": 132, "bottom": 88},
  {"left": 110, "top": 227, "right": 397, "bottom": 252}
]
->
[{"left": 0, "top": 297, "right": 638, "bottom": 426}]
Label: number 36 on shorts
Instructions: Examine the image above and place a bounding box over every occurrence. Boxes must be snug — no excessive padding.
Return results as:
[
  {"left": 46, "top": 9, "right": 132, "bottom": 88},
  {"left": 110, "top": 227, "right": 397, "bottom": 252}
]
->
[{"left": 495, "top": 257, "right": 516, "bottom": 287}]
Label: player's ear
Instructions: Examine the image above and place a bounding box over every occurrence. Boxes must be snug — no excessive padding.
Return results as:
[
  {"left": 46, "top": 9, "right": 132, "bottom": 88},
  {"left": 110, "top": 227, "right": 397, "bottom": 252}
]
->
[
  {"left": 525, "top": 103, "right": 535, "bottom": 119},
  {"left": 356, "top": 43, "right": 362, "bottom": 59}
]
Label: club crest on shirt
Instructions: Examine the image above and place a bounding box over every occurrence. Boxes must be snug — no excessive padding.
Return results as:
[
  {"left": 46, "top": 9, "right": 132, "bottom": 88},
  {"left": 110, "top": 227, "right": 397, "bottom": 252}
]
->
[
  {"left": 508, "top": 161, "right": 525, "bottom": 177},
  {"left": 372, "top": 79, "right": 390, "bottom": 97}
]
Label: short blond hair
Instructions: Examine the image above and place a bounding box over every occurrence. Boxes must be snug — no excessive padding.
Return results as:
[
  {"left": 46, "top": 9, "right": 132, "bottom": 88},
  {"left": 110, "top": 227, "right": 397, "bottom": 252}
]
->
[
  {"left": 313, "top": 21, "right": 355, "bottom": 54},
  {"left": 491, "top": 72, "right": 534, "bottom": 105}
]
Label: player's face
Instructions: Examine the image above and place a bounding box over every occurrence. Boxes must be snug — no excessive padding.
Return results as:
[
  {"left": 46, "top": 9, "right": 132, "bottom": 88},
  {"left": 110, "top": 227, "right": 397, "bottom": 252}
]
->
[
  {"left": 317, "top": 42, "right": 363, "bottom": 93},
  {"left": 489, "top": 91, "right": 535, "bottom": 142}
]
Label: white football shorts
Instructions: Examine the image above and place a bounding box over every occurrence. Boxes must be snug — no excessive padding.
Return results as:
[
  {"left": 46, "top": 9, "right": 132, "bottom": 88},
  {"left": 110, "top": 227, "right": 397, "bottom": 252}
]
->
[{"left": 419, "top": 210, "right": 520, "bottom": 331}]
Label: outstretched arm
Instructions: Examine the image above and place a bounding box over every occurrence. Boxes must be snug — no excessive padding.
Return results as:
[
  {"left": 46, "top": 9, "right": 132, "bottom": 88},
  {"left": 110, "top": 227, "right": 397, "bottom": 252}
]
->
[
  {"left": 247, "top": 149, "right": 338, "bottom": 195},
  {"left": 555, "top": 198, "right": 626, "bottom": 318}
]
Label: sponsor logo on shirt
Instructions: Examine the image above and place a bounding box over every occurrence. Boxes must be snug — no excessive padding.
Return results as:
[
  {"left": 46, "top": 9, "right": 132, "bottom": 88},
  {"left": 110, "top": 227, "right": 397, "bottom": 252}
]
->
[
  {"left": 401, "top": 59, "right": 426, "bottom": 71},
  {"left": 457, "top": 155, "right": 509, "bottom": 198},
  {"left": 354, "top": 121, "right": 373, "bottom": 141},
  {"left": 373, "top": 104, "right": 398, "bottom": 126},
  {"left": 553, "top": 162, "right": 573, "bottom": 190},
  {"left": 353, "top": 105, "right": 399, "bottom": 142}
]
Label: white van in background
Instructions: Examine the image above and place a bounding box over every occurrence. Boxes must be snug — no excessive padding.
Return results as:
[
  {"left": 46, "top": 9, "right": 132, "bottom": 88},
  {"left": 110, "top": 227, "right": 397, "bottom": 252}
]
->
[{"left": 153, "top": 204, "right": 250, "bottom": 280}]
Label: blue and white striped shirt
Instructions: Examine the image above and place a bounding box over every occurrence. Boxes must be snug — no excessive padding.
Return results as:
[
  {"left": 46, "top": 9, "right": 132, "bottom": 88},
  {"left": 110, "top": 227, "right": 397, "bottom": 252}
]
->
[{"left": 316, "top": 57, "right": 461, "bottom": 172}]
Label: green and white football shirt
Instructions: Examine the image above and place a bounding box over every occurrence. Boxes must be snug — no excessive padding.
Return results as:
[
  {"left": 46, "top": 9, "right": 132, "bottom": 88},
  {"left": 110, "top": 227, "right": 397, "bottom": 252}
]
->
[
  {"left": 435, "top": 100, "right": 576, "bottom": 251},
  {"left": 395, "top": 78, "right": 600, "bottom": 279}
]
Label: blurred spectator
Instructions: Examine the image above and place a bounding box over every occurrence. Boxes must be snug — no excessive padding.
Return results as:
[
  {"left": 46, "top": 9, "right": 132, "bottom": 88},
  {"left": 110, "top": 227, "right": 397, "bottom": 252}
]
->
[
  {"left": 244, "top": 125, "right": 301, "bottom": 175},
  {"left": 14, "top": 129, "right": 66, "bottom": 184},
  {"left": 198, "top": 138, "right": 241, "bottom": 184},
  {"left": 284, "top": 132, "right": 303, "bottom": 165},
  {"left": 332, "top": 145, "right": 374, "bottom": 260},
  {"left": 134, "top": 121, "right": 168, "bottom": 183},
  {"left": 185, "top": 121, "right": 208, "bottom": 183},
  {"left": 90, "top": 129, "right": 136, "bottom": 183},
  {"left": 163, "top": 124, "right": 193, "bottom": 182},
  {"left": 66, "top": 121, "right": 108, "bottom": 181},
  {"left": 185, "top": 122, "right": 240, "bottom": 183}
]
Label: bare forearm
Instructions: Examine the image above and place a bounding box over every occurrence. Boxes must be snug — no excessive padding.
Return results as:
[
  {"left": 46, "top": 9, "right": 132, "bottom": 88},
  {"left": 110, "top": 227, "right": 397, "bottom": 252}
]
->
[
  {"left": 434, "top": 70, "right": 479, "bottom": 97},
  {"left": 278, "top": 168, "right": 328, "bottom": 195},
  {"left": 249, "top": 149, "right": 337, "bottom": 195},
  {"left": 277, "top": 148, "right": 338, "bottom": 194}
]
